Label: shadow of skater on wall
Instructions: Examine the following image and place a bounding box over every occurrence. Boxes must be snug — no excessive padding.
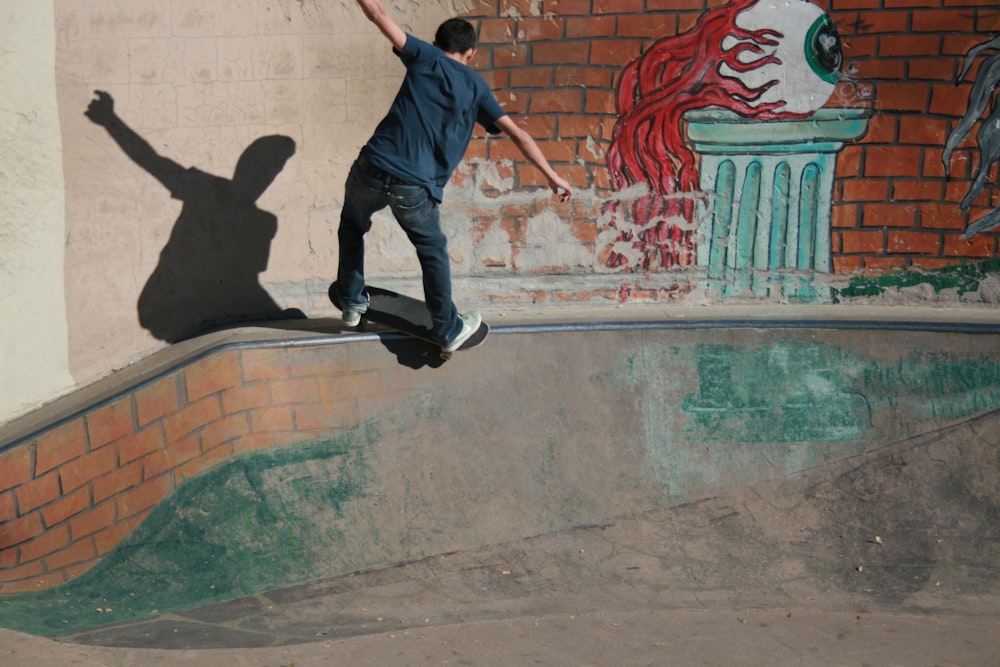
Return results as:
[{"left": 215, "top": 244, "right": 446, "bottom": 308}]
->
[{"left": 85, "top": 90, "right": 304, "bottom": 343}]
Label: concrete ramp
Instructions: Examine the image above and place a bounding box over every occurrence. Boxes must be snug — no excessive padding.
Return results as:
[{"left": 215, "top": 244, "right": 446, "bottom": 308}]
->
[{"left": 1, "top": 318, "right": 998, "bottom": 657}]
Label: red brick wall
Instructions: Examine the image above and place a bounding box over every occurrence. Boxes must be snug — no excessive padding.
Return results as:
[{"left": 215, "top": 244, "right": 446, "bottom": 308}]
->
[
  {"left": 830, "top": 2, "right": 1000, "bottom": 272},
  {"left": 0, "top": 345, "right": 373, "bottom": 594},
  {"left": 461, "top": 0, "right": 1000, "bottom": 278}
]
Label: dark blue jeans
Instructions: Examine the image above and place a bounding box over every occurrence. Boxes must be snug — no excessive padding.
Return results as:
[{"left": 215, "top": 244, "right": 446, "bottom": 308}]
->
[{"left": 335, "top": 160, "right": 462, "bottom": 346}]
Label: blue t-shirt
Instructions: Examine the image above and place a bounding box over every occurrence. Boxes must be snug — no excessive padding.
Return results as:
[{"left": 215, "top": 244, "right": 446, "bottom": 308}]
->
[{"left": 362, "top": 35, "right": 506, "bottom": 202}]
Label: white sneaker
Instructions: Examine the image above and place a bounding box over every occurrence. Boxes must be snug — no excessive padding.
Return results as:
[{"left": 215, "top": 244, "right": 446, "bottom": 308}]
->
[
  {"left": 442, "top": 312, "right": 481, "bottom": 352},
  {"left": 342, "top": 309, "right": 363, "bottom": 327},
  {"left": 338, "top": 290, "right": 369, "bottom": 328}
]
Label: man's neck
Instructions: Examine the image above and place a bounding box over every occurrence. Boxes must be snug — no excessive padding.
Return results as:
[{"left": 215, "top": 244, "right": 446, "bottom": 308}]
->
[{"left": 444, "top": 50, "right": 475, "bottom": 65}]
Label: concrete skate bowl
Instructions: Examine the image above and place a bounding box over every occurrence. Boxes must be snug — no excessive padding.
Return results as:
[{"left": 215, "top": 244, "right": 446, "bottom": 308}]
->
[{"left": 1, "top": 318, "right": 998, "bottom": 648}]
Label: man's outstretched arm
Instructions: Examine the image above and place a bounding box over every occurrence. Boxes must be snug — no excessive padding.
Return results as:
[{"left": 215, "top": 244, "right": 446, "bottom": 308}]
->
[
  {"left": 495, "top": 115, "right": 573, "bottom": 202},
  {"left": 85, "top": 91, "right": 185, "bottom": 193},
  {"left": 355, "top": 0, "right": 407, "bottom": 51}
]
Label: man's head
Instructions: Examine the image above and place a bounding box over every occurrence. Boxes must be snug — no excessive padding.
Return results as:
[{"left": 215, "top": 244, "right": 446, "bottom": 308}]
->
[
  {"left": 232, "top": 135, "right": 296, "bottom": 200},
  {"left": 434, "top": 18, "right": 477, "bottom": 59}
]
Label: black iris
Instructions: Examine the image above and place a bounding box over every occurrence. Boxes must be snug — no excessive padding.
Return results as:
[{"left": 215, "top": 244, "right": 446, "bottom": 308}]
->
[{"left": 810, "top": 16, "right": 843, "bottom": 78}]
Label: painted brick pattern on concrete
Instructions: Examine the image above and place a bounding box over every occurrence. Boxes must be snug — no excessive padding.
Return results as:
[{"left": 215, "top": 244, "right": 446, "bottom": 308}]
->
[{"left": 0, "top": 345, "right": 369, "bottom": 594}]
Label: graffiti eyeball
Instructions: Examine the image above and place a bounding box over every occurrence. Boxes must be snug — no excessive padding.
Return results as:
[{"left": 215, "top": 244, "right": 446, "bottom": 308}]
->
[{"left": 720, "top": 0, "right": 843, "bottom": 114}]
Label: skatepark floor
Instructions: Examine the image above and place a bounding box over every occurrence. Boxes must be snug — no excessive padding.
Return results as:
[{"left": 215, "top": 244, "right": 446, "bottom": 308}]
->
[
  {"left": 2, "top": 304, "right": 999, "bottom": 666},
  {"left": 3, "top": 610, "right": 996, "bottom": 666},
  {"left": 3, "top": 504, "right": 998, "bottom": 666}
]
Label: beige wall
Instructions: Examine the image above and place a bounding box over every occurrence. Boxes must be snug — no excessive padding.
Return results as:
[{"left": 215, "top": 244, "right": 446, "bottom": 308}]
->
[
  {"left": 0, "top": 0, "right": 75, "bottom": 422},
  {"left": 56, "top": 1, "right": 457, "bottom": 393},
  {"left": 2, "top": 1, "right": 464, "bottom": 426}
]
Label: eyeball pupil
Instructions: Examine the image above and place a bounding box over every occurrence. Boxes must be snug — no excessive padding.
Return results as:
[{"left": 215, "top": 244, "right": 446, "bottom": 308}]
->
[{"left": 806, "top": 15, "right": 843, "bottom": 83}]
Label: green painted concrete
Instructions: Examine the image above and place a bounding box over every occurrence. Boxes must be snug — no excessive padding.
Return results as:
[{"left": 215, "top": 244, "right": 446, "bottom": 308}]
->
[
  {"left": 0, "top": 430, "right": 377, "bottom": 637},
  {"left": 836, "top": 259, "right": 1000, "bottom": 300},
  {"left": 619, "top": 338, "right": 1000, "bottom": 494}
]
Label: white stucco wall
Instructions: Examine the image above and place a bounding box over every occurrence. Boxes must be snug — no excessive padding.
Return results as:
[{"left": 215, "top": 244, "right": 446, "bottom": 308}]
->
[{"left": 0, "top": 0, "right": 75, "bottom": 423}]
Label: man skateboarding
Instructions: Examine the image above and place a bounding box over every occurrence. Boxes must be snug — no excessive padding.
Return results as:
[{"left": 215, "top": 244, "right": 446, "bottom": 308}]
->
[{"left": 331, "top": 0, "right": 573, "bottom": 354}]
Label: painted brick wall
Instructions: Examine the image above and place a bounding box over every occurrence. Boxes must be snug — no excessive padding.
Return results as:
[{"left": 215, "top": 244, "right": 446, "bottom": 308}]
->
[
  {"left": 828, "top": 1, "right": 1000, "bottom": 273},
  {"left": 0, "top": 345, "right": 373, "bottom": 594},
  {"left": 460, "top": 0, "right": 1000, "bottom": 281}
]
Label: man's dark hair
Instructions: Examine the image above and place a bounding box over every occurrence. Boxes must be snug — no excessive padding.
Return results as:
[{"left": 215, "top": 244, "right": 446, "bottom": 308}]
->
[{"left": 434, "top": 18, "right": 477, "bottom": 54}]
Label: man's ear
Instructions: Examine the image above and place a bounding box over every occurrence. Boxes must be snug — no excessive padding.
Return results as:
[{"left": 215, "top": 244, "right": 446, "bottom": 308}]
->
[{"left": 464, "top": 47, "right": 477, "bottom": 64}]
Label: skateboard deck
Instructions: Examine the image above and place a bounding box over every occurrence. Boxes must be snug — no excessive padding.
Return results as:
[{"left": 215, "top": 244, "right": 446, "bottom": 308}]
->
[{"left": 329, "top": 282, "right": 489, "bottom": 359}]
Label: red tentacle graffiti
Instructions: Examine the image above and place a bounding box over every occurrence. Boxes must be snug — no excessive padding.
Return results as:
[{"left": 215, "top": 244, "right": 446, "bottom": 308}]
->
[{"left": 605, "top": 0, "right": 803, "bottom": 273}]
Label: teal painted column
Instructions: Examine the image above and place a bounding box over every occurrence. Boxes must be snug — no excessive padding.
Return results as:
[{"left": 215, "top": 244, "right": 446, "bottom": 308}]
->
[{"left": 686, "top": 108, "right": 869, "bottom": 301}]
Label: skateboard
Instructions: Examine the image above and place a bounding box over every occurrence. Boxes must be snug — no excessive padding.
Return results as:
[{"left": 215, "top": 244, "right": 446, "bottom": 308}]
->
[{"left": 328, "top": 282, "right": 489, "bottom": 359}]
